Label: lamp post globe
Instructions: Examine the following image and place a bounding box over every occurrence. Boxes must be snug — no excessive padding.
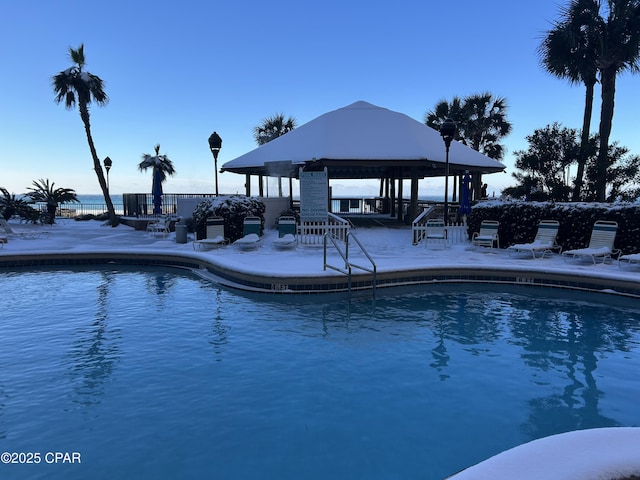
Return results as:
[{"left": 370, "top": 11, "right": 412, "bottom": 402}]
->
[
  {"left": 208, "top": 132, "right": 223, "bottom": 196},
  {"left": 103, "top": 156, "right": 113, "bottom": 191},
  {"left": 439, "top": 118, "right": 457, "bottom": 225}
]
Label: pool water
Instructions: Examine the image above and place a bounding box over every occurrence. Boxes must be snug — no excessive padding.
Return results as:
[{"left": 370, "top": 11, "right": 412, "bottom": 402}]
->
[{"left": 1, "top": 267, "right": 639, "bottom": 480}]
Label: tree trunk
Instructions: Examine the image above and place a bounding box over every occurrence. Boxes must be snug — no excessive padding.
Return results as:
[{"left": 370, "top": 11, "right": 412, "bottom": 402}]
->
[
  {"left": 79, "top": 104, "right": 119, "bottom": 226},
  {"left": 572, "top": 81, "right": 595, "bottom": 202},
  {"left": 595, "top": 66, "right": 617, "bottom": 202}
]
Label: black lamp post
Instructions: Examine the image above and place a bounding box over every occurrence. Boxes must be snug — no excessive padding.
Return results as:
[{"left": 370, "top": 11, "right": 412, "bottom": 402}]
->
[
  {"left": 208, "top": 131, "right": 223, "bottom": 196},
  {"left": 440, "top": 118, "right": 457, "bottom": 225},
  {"left": 103, "top": 156, "right": 113, "bottom": 191}
]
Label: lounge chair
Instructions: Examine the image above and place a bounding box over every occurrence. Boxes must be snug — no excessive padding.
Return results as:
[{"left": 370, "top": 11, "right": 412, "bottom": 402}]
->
[
  {"left": 0, "top": 218, "right": 48, "bottom": 239},
  {"left": 272, "top": 215, "right": 297, "bottom": 250},
  {"left": 472, "top": 220, "right": 499, "bottom": 249},
  {"left": 507, "top": 220, "right": 561, "bottom": 258},
  {"left": 562, "top": 220, "right": 620, "bottom": 264},
  {"left": 193, "top": 216, "right": 227, "bottom": 250},
  {"left": 618, "top": 253, "right": 640, "bottom": 268},
  {"left": 234, "top": 216, "right": 263, "bottom": 250},
  {"left": 424, "top": 219, "right": 446, "bottom": 249},
  {"left": 146, "top": 216, "right": 171, "bottom": 237}
]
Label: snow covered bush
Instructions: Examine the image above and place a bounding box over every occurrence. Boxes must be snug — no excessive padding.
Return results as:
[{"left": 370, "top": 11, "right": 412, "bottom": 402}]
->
[
  {"left": 192, "top": 195, "right": 265, "bottom": 242},
  {"left": 468, "top": 200, "right": 640, "bottom": 254}
]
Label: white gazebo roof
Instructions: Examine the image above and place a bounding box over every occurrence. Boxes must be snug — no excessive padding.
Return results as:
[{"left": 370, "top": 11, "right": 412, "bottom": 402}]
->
[{"left": 221, "top": 101, "right": 505, "bottom": 179}]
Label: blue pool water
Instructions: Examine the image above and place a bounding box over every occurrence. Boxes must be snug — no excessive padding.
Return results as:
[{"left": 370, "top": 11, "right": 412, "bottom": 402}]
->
[{"left": 1, "top": 266, "right": 639, "bottom": 480}]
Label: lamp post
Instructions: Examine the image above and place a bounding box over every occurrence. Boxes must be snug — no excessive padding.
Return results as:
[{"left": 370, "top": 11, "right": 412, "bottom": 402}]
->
[
  {"left": 440, "top": 118, "right": 457, "bottom": 225},
  {"left": 208, "top": 131, "right": 223, "bottom": 196},
  {"left": 103, "top": 156, "right": 113, "bottom": 191}
]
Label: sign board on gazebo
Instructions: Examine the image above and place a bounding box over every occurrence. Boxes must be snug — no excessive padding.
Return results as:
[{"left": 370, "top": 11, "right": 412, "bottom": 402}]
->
[{"left": 299, "top": 168, "right": 328, "bottom": 222}]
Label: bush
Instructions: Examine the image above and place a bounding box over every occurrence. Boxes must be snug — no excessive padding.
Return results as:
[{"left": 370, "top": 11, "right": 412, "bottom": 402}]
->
[
  {"left": 192, "top": 195, "right": 266, "bottom": 242},
  {"left": 468, "top": 200, "right": 640, "bottom": 254}
]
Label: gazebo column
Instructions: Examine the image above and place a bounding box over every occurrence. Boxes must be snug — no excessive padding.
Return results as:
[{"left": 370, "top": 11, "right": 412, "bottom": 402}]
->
[
  {"left": 397, "top": 176, "right": 404, "bottom": 223},
  {"left": 245, "top": 174, "right": 251, "bottom": 196},
  {"left": 259, "top": 176, "right": 264, "bottom": 197},
  {"left": 389, "top": 174, "right": 396, "bottom": 217},
  {"left": 409, "top": 170, "right": 419, "bottom": 222}
]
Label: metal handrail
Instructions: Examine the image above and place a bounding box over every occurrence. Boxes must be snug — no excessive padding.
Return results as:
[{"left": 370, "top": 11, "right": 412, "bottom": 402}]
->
[{"left": 323, "top": 231, "right": 377, "bottom": 294}]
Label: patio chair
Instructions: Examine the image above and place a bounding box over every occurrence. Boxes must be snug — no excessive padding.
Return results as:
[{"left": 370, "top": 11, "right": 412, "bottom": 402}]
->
[
  {"left": 193, "top": 216, "right": 227, "bottom": 250},
  {"left": 618, "top": 253, "right": 640, "bottom": 268},
  {"left": 0, "top": 218, "right": 48, "bottom": 239},
  {"left": 507, "top": 220, "right": 561, "bottom": 259},
  {"left": 146, "top": 216, "right": 171, "bottom": 237},
  {"left": 471, "top": 220, "right": 500, "bottom": 249},
  {"left": 562, "top": 220, "right": 621, "bottom": 264},
  {"left": 424, "top": 219, "right": 446, "bottom": 249},
  {"left": 234, "top": 216, "right": 263, "bottom": 250},
  {"left": 272, "top": 215, "right": 297, "bottom": 250}
]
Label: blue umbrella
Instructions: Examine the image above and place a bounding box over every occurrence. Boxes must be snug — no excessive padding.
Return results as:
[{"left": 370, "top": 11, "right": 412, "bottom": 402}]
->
[
  {"left": 152, "top": 169, "right": 163, "bottom": 215},
  {"left": 460, "top": 172, "right": 472, "bottom": 217}
]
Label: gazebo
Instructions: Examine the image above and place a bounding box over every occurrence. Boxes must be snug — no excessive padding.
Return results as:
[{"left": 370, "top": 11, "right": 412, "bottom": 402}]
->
[{"left": 221, "top": 101, "right": 505, "bottom": 221}]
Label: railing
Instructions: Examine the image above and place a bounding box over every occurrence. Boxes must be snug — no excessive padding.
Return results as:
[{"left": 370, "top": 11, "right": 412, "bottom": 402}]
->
[
  {"left": 324, "top": 231, "right": 377, "bottom": 295},
  {"left": 298, "top": 212, "right": 350, "bottom": 246},
  {"left": 56, "top": 203, "right": 125, "bottom": 217},
  {"left": 412, "top": 207, "right": 469, "bottom": 245},
  {"left": 122, "top": 193, "right": 217, "bottom": 217}
]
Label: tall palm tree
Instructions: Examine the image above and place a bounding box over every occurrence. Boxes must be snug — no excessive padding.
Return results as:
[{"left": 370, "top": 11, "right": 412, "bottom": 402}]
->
[
  {"left": 592, "top": 0, "right": 640, "bottom": 201},
  {"left": 25, "top": 178, "right": 79, "bottom": 224},
  {"left": 539, "top": 0, "right": 600, "bottom": 201},
  {"left": 52, "top": 44, "right": 118, "bottom": 226},
  {"left": 253, "top": 113, "right": 297, "bottom": 146},
  {"left": 138, "top": 144, "right": 176, "bottom": 215}
]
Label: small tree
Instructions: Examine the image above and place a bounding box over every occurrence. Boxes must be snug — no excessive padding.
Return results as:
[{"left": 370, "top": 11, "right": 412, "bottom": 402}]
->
[
  {"left": 0, "top": 188, "right": 38, "bottom": 221},
  {"left": 582, "top": 142, "right": 640, "bottom": 201},
  {"left": 506, "top": 123, "right": 584, "bottom": 201},
  {"left": 25, "top": 179, "right": 79, "bottom": 224}
]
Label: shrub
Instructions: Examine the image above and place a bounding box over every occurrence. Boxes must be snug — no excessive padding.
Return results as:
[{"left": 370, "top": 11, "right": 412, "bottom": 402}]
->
[
  {"left": 468, "top": 200, "right": 640, "bottom": 254},
  {"left": 192, "top": 195, "right": 266, "bottom": 242}
]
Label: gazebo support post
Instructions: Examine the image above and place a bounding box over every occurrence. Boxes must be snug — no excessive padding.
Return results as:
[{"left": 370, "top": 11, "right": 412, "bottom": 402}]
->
[
  {"left": 409, "top": 172, "right": 418, "bottom": 223},
  {"left": 390, "top": 174, "right": 396, "bottom": 217},
  {"left": 397, "top": 176, "right": 404, "bottom": 223},
  {"left": 245, "top": 174, "right": 251, "bottom": 196}
]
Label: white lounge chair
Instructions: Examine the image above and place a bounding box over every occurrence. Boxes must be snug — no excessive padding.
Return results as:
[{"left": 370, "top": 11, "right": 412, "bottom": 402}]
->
[
  {"left": 146, "top": 216, "right": 171, "bottom": 237},
  {"left": 618, "top": 253, "right": 640, "bottom": 268},
  {"left": 425, "top": 219, "right": 446, "bottom": 249},
  {"left": 234, "top": 216, "right": 263, "bottom": 250},
  {"left": 193, "top": 216, "right": 227, "bottom": 250},
  {"left": 272, "top": 215, "right": 297, "bottom": 250},
  {"left": 472, "top": 220, "right": 499, "bottom": 249},
  {"left": 0, "top": 218, "right": 48, "bottom": 239},
  {"left": 562, "top": 220, "right": 620, "bottom": 264},
  {"left": 508, "top": 220, "right": 561, "bottom": 258}
]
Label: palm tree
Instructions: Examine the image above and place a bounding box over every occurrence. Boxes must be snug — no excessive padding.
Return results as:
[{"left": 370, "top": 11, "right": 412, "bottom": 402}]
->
[
  {"left": 25, "top": 178, "right": 79, "bottom": 224},
  {"left": 138, "top": 144, "right": 176, "bottom": 215},
  {"left": 0, "top": 188, "right": 38, "bottom": 221},
  {"left": 539, "top": 0, "right": 600, "bottom": 201},
  {"left": 425, "top": 93, "right": 511, "bottom": 160},
  {"left": 52, "top": 44, "right": 118, "bottom": 226},
  {"left": 253, "top": 113, "right": 297, "bottom": 196},
  {"left": 425, "top": 93, "right": 512, "bottom": 200},
  {"left": 253, "top": 113, "right": 297, "bottom": 146},
  {"left": 592, "top": 0, "right": 640, "bottom": 201}
]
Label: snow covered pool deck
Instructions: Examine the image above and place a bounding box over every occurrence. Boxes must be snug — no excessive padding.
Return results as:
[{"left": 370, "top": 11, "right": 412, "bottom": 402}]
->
[{"left": 1, "top": 219, "right": 640, "bottom": 296}]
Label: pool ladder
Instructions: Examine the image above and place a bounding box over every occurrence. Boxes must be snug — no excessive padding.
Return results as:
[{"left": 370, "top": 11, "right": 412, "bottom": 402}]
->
[{"left": 324, "top": 232, "right": 377, "bottom": 295}]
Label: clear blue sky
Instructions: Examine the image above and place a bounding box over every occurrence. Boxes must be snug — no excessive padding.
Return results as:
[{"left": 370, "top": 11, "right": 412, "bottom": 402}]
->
[{"left": 1, "top": 0, "right": 639, "bottom": 198}]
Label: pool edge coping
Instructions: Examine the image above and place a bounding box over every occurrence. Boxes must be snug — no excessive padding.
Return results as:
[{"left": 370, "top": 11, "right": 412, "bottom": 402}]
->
[{"left": 2, "top": 250, "right": 640, "bottom": 297}]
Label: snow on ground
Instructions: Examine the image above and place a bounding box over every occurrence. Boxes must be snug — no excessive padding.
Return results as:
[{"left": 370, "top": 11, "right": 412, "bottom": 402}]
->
[
  {"left": 2, "top": 219, "right": 640, "bottom": 480},
  {"left": 2, "top": 219, "right": 640, "bottom": 283}
]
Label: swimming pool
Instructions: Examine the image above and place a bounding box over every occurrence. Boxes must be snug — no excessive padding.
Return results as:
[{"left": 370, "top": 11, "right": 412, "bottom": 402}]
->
[{"left": 1, "top": 266, "right": 639, "bottom": 479}]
